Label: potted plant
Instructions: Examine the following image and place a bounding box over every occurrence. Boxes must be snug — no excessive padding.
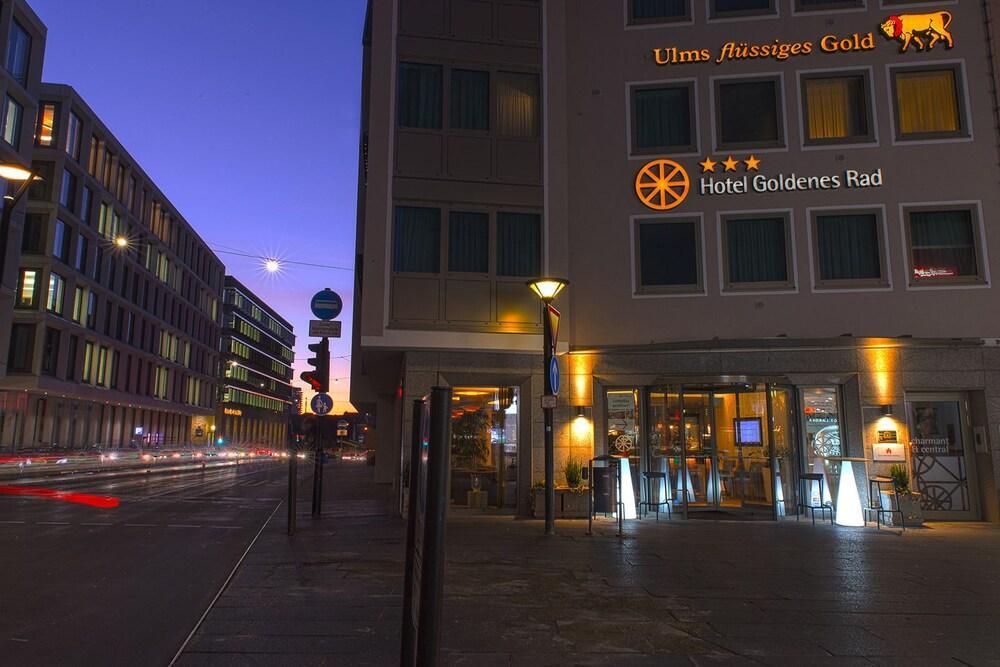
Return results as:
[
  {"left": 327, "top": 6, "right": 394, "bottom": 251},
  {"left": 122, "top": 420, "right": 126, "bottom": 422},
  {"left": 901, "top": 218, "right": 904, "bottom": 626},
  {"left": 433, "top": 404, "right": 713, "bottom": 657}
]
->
[
  {"left": 564, "top": 457, "right": 583, "bottom": 489},
  {"left": 888, "top": 464, "right": 924, "bottom": 527}
]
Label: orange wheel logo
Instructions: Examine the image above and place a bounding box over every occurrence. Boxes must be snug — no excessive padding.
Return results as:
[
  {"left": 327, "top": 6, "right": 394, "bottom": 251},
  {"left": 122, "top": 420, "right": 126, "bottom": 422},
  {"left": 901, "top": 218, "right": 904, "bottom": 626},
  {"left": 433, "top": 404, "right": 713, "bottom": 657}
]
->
[{"left": 635, "top": 159, "right": 690, "bottom": 211}]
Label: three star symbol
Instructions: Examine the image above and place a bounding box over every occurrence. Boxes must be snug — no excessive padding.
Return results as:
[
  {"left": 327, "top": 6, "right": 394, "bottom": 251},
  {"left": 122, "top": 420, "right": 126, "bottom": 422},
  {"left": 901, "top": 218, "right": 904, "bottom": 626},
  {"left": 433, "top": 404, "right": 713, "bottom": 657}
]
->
[{"left": 699, "top": 155, "right": 761, "bottom": 173}]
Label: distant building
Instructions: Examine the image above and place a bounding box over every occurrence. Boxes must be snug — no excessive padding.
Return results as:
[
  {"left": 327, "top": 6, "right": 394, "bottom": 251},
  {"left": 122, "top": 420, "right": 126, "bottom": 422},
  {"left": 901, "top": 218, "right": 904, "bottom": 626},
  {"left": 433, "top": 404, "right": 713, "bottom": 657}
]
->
[
  {"left": 217, "top": 276, "right": 294, "bottom": 449},
  {"left": 291, "top": 386, "right": 303, "bottom": 415},
  {"left": 1, "top": 83, "right": 224, "bottom": 451},
  {"left": 0, "top": 1, "right": 46, "bottom": 381}
]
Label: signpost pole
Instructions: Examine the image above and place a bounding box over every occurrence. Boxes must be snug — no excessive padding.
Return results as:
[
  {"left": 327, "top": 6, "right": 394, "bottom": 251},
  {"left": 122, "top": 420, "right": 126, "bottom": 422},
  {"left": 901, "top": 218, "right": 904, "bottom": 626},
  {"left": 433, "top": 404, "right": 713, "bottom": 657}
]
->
[
  {"left": 287, "top": 440, "right": 297, "bottom": 536},
  {"left": 400, "top": 399, "right": 424, "bottom": 667},
  {"left": 312, "top": 419, "right": 323, "bottom": 517},
  {"left": 543, "top": 307, "right": 555, "bottom": 536}
]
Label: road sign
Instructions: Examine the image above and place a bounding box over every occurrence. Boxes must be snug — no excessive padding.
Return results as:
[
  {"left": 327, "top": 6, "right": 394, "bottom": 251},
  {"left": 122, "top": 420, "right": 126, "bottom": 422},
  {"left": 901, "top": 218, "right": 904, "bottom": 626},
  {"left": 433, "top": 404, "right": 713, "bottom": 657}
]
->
[
  {"left": 309, "top": 320, "right": 342, "bottom": 338},
  {"left": 549, "top": 356, "right": 560, "bottom": 396},
  {"left": 540, "top": 395, "right": 557, "bottom": 409},
  {"left": 311, "top": 393, "right": 333, "bottom": 415},
  {"left": 310, "top": 289, "right": 343, "bottom": 321}
]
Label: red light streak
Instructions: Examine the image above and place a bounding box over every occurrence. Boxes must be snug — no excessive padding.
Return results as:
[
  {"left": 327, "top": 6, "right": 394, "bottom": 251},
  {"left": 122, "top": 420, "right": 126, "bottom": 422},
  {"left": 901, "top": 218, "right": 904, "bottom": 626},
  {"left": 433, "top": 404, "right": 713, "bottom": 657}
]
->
[{"left": 0, "top": 485, "right": 120, "bottom": 509}]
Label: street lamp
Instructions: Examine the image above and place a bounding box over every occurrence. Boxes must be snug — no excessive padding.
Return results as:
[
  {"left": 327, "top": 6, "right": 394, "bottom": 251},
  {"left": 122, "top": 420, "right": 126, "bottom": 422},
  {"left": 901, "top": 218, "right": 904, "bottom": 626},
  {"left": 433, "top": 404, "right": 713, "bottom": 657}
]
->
[
  {"left": 0, "top": 164, "right": 39, "bottom": 297},
  {"left": 527, "top": 276, "right": 568, "bottom": 536}
]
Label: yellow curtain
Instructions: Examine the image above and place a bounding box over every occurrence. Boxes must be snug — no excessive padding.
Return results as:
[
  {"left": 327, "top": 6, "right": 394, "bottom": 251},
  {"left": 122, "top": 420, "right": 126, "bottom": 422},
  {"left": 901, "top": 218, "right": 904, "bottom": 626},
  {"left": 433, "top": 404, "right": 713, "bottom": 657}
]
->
[
  {"left": 896, "top": 70, "right": 959, "bottom": 135},
  {"left": 806, "top": 79, "right": 851, "bottom": 140},
  {"left": 497, "top": 73, "right": 539, "bottom": 138}
]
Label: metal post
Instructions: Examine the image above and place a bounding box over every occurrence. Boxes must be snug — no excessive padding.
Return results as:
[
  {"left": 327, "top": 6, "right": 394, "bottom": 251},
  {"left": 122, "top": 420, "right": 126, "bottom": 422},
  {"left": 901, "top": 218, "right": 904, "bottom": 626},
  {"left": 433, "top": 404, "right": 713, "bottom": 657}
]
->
[
  {"left": 401, "top": 400, "right": 424, "bottom": 667},
  {"left": 587, "top": 460, "right": 593, "bottom": 536},
  {"left": 542, "top": 301, "right": 555, "bottom": 536},
  {"left": 312, "top": 424, "right": 323, "bottom": 517},
  {"left": 287, "top": 443, "right": 297, "bottom": 536}
]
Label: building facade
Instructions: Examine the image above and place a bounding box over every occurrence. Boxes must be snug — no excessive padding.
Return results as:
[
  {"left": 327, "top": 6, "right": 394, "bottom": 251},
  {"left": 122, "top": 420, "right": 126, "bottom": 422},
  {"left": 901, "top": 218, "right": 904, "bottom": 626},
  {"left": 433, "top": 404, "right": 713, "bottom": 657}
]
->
[
  {"left": 0, "top": 0, "right": 45, "bottom": 380},
  {"left": 352, "top": 0, "right": 1000, "bottom": 523},
  {"left": 217, "top": 276, "right": 294, "bottom": 450},
  {"left": 0, "top": 83, "right": 224, "bottom": 452}
]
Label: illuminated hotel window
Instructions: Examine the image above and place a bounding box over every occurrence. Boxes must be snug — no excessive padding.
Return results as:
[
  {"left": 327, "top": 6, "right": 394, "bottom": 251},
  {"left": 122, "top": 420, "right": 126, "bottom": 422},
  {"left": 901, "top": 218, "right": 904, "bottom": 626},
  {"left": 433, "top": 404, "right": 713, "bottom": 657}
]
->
[
  {"left": 801, "top": 73, "right": 872, "bottom": 145},
  {"left": 36, "top": 103, "right": 56, "bottom": 146},
  {"left": 721, "top": 214, "right": 793, "bottom": 290},
  {"left": 496, "top": 72, "right": 539, "bottom": 138},
  {"left": 393, "top": 206, "right": 440, "bottom": 273},
  {"left": 497, "top": 212, "right": 541, "bottom": 277},
  {"left": 629, "top": 0, "right": 690, "bottom": 23},
  {"left": 631, "top": 83, "right": 695, "bottom": 154},
  {"left": 2, "top": 94, "right": 23, "bottom": 148},
  {"left": 15, "top": 269, "right": 39, "bottom": 308},
  {"left": 5, "top": 20, "right": 31, "bottom": 87},
  {"left": 795, "top": 0, "right": 862, "bottom": 10},
  {"left": 905, "top": 208, "right": 984, "bottom": 285},
  {"left": 710, "top": 0, "right": 774, "bottom": 18},
  {"left": 397, "top": 62, "right": 442, "bottom": 129},
  {"left": 448, "top": 211, "right": 489, "bottom": 273},
  {"left": 635, "top": 218, "right": 702, "bottom": 293},
  {"left": 892, "top": 66, "right": 966, "bottom": 140},
  {"left": 715, "top": 78, "right": 783, "bottom": 149},
  {"left": 811, "top": 211, "right": 885, "bottom": 288},
  {"left": 450, "top": 69, "right": 489, "bottom": 131}
]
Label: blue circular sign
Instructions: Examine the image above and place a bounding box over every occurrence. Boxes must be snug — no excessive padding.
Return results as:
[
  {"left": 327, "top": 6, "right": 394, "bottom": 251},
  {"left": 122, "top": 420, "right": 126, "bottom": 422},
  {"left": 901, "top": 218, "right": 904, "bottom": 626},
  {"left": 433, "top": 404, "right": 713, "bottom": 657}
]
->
[
  {"left": 311, "top": 289, "right": 343, "bottom": 321},
  {"left": 549, "top": 356, "right": 560, "bottom": 396},
  {"left": 311, "top": 393, "right": 334, "bottom": 415}
]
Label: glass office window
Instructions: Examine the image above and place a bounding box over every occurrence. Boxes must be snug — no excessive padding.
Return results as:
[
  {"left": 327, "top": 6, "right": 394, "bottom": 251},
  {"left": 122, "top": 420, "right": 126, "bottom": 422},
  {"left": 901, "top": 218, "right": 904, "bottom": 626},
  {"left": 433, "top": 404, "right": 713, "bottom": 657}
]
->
[
  {"left": 65, "top": 335, "right": 78, "bottom": 381},
  {"left": 630, "top": 0, "right": 689, "bottom": 22},
  {"left": 36, "top": 103, "right": 55, "bottom": 146},
  {"left": 66, "top": 111, "right": 82, "bottom": 160},
  {"left": 72, "top": 286, "right": 86, "bottom": 324},
  {"left": 716, "top": 79, "right": 782, "bottom": 148},
  {"left": 448, "top": 211, "right": 489, "bottom": 273},
  {"left": 633, "top": 85, "right": 694, "bottom": 152},
  {"left": 3, "top": 95, "right": 23, "bottom": 148},
  {"left": 497, "top": 212, "right": 541, "bottom": 277},
  {"left": 393, "top": 206, "right": 440, "bottom": 273},
  {"left": 21, "top": 213, "right": 43, "bottom": 253},
  {"left": 74, "top": 234, "right": 88, "bottom": 272},
  {"left": 86, "top": 291, "right": 97, "bottom": 329},
  {"left": 5, "top": 20, "right": 31, "bottom": 86},
  {"left": 52, "top": 219, "right": 70, "bottom": 262},
  {"left": 712, "top": 0, "right": 773, "bottom": 16},
  {"left": 16, "top": 268, "right": 39, "bottom": 308},
  {"left": 47, "top": 272, "right": 66, "bottom": 314},
  {"left": 7, "top": 324, "right": 34, "bottom": 372},
  {"left": 907, "top": 209, "right": 982, "bottom": 283},
  {"left": 397, "top": 62, "right": 442, "bottom": 129},
  {"left": 60, "top": 169, "right": 76, "bottom": 209},
  {"left": 803, "top": 74, "right": 871, "bottom": 144},
  {"left": 724, "top": 216, "right": 791, "bottom": 288},
  {"left": 497, "top": 72, "right": 540, "bottom": 138},
  {"left": 450, "top": 69, "right": 489, "bottom": 130},
  {"left": 41, "top": 327, "right": 60, "bottom": 376},
  {"left": 80, "top": 187, "right": 92, "bottom": 224},
  {"left": 82, "top": 341, "right": 94, "bottom": 383},
  {"left": 637, "top": 219, "right": 701, "bottom": 290},
  {"left": 814, "top": 213, "right": 883, "bottom": 285},
  {"left": 893, "top": 68, "right": 964, "bottom": 138}
]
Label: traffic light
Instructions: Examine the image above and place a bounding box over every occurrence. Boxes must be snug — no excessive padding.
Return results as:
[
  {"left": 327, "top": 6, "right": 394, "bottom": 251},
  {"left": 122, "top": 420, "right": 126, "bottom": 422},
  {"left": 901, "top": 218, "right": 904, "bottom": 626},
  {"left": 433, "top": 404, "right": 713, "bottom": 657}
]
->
[{"left": 300, "top": 338, "right": 330, "bottom": 393}]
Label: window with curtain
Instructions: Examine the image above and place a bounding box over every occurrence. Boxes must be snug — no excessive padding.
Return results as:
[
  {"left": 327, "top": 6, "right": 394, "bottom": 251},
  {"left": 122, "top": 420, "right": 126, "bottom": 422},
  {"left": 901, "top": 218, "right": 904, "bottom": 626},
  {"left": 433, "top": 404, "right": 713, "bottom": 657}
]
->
[
  {"left": 814, "top": 213, "right": 883, "bottom": 285},
  {"left": 907, "top": 209, "right": 981, "bottom": 282},
  {"left": 497, "top": 212, "right": 541, "bottom": 277},
  {"left": 3, "top": 95, "right": 23, "bottom": 148},
  {"left": 397, "top": 62, "right": 443, "bottom": 129},
  {"left": 497, "top": 72, "right": 540, "bottom": 138},
  {"left": 712, "top": 0, "right": 773, "bottom": 16},
  {"left": 724, "top": 216, "right": 790, "bottom": 287},
  {"left": 393, "top": 206, "right": 440, "bottom": 273},
  {"left": 36, "top": 103, "right": 55, "bottom": 146},
  {"left": 450, "top": 69, "right": 489, "bottom": 131},
  {"left": 633, "top": 85, "right": 694, "bottom": 152},
  {"left": 630, "top": 0, "right": 689, "bottom": 22},
  {"left": 637, "top": 219, "right": 700, "bottom": 290},
  {"left": 448, "top": 211, "right": 489, "bottom": 273},
  {"left": 716, "top": 79, "right": 782, "bottom": 148},
  {"left": 7, "top": 324, "right": 34, "bottom": 372},
  {"left": 893, "top": 68, "right": 963, "bottom": 138},
  {"left": 5, "top": 20, "right": 31, "bottom": 87},
  {"left": 803, "top": 74, "right": 871, "bottom": 144},
  {"left": 15, "top": 269, "right": 39, "bottom": 308}
]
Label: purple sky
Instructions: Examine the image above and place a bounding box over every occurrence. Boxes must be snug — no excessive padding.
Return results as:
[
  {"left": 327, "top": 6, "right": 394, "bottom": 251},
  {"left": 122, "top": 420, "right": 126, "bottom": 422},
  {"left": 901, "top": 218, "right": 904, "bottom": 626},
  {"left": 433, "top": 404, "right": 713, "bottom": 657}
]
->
[{"left": 29, "top": 0, "right": 365, "bottom": 413}]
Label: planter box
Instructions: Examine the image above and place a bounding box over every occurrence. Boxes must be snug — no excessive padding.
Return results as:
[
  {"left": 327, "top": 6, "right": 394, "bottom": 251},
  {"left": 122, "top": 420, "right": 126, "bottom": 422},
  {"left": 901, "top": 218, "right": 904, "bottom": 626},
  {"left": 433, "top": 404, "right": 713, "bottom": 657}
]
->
[
  {"left": 878, "top": 490, "right": 925, "bottom": 527},
  {"left": 532, "top": 487, "right": 591, "bottom": 518}
]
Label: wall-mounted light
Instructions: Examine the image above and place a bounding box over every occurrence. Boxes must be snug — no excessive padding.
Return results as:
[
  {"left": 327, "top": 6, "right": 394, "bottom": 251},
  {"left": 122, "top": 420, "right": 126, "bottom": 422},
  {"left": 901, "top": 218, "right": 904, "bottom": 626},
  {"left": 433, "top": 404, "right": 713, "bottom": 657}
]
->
[
  {"left": 575, "top": 406, "right": 592, "bottom": 420},
  {"left": 880, "top": 404, "right": 893, "bottom": 416}
]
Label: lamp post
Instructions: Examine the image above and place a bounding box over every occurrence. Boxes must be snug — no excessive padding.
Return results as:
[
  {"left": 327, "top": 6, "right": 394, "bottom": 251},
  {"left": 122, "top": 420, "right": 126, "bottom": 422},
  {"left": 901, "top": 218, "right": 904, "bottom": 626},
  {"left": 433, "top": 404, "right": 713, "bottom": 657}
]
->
[
  {"left": 527, "top": 277, "right": 568, "bottom": 536},
  {"left": 0, "top": 164, "right": 38, "bottom": 297}
]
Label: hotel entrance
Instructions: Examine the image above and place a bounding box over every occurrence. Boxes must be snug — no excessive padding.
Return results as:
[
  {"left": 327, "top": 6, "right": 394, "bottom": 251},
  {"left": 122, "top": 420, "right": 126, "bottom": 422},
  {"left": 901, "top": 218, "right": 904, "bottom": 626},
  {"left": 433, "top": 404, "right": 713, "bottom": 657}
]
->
[{"left": 645, "top": 384, "right": 797, "bottom": 520}]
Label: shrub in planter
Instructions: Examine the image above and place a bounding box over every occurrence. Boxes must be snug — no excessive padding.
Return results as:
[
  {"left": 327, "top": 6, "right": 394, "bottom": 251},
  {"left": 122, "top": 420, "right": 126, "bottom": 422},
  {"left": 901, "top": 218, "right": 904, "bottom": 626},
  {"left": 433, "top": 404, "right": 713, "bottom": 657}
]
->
[
  {"left": 564, "top": 457, "right": 583, "bottom": 489},
  {"left": 887, "top": 464, "right": 924, "bottom": 526}
]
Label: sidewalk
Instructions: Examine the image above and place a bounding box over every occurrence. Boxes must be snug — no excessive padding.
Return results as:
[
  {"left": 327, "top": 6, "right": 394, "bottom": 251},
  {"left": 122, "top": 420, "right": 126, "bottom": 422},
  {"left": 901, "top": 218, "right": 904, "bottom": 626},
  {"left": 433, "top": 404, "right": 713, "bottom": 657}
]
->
[{"left": 178, "top": 464, "right": 1000, "bottom": 666}]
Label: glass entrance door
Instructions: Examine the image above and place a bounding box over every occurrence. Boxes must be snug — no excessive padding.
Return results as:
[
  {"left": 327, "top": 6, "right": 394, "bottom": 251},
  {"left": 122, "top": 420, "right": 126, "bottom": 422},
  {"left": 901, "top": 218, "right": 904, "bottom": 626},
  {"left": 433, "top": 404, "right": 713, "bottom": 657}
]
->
[{"left": 905, "top": 395, "right": 979, "bottom": 520}]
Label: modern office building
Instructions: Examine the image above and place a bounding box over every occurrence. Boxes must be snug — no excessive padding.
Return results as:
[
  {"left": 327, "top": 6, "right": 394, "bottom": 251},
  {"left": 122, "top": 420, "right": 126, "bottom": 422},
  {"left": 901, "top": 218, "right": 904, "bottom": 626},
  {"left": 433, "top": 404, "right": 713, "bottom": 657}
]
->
[
  {"left": 352, "top": 0, "right": 1000, "bottom": 523},
  {"left": 0, "top": 0, "right": 45, "bottom": 380},
  {"left": 217, "top": 276, "right": 294, "bottom": 450},
  {"left": 0, "top": 83, "right": 224, "bottom": 452}
]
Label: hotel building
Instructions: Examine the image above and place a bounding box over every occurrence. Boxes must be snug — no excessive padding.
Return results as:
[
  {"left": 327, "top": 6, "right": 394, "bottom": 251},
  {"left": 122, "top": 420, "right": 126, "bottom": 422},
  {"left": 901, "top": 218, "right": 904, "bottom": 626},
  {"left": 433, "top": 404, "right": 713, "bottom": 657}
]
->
[
  {"left": 0, "top": 0, "right": 45, "bottom": 379},
  {"left": 351, "top": 0, "right": 1000, "bottom": 523},
  {"left": 0, "top": 83, "right": 224, "bottom": 452},
  {"left": 217, "top": 276, "right": 295, "bottom": 450}
]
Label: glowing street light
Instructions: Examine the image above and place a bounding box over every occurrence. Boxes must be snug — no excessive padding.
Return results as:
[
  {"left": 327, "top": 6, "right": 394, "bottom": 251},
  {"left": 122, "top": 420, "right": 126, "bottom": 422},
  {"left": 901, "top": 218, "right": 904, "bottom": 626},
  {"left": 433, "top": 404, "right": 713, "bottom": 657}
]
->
[
  {"left": 264, "top": 258, "right": 281, "bottom": 273},
  {"left": 0, "top": 163, "right": 40, "bottom": 295},
  {"left": 114, "top": 236, "right": 129, "bottom": 249},
  {"left": 0, "top": 164, "right": 34, "bottom": 183},
  {"left": 527, "top": 278, "right": 567, "bottom": 302}
]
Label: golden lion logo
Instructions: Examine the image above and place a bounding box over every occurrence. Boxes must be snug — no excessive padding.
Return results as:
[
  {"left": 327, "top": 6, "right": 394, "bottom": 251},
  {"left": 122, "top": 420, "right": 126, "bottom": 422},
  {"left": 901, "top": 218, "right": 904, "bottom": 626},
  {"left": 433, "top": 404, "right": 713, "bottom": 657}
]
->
[{"left": 880, "top": 11, "right": 954, "bottom": 53}]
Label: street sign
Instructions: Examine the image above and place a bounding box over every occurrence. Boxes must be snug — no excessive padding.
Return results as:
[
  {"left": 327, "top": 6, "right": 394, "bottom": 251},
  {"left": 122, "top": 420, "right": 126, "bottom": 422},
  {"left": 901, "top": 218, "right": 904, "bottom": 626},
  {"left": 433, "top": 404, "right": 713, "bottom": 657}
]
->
[
  {"left": 310, "top": 289, "right": 343, "bottom": 321},
  {"left": 311, "top": 393, "right": 333, "bottom": 415},
  {"left": 540, "top": 395, "right": 557, "bottom": 409},
  {"left": 309, "top": 319, "right": 342, "bottom": 338},
  {"left": 549, "top": 356, "right": 560, "bottom": 396}
]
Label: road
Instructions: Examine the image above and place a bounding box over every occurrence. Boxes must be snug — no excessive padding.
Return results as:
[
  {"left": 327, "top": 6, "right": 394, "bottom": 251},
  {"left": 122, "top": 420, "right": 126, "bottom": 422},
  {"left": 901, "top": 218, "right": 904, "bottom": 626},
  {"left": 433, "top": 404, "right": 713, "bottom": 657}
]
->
[{"left": 0, "top": 460, "right": 299, "bottom": 666}]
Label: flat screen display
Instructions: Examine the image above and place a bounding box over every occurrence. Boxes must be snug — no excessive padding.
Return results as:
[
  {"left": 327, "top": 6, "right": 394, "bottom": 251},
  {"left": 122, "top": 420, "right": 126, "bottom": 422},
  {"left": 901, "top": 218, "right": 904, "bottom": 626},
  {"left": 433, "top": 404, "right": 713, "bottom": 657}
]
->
[{"left": 735, "top": 418, "right": 762, "bottom": 447}]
